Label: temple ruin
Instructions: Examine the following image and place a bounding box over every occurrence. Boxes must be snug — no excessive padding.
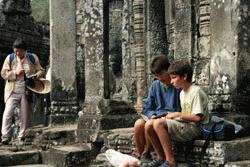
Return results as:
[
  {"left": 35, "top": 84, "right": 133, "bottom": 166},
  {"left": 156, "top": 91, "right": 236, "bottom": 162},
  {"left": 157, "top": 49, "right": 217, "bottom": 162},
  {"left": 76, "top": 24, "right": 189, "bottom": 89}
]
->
[{"left": 0, "top": 0, "right": 250, "bottom": 166}]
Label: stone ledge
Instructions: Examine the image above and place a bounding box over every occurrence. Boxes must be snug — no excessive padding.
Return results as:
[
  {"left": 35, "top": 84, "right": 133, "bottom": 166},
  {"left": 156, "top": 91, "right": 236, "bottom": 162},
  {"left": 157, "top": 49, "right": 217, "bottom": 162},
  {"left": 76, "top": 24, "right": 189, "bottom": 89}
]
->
[
  {"left": 25, "top": 124, "right": 77, "bottom": 148},
  {"left": 225, "top": 160, "right": 250, "bottom": 167},
  {"left": 102, "top": 127, "right": 250, "bottom": 166},
  {"left": 0, "top": 149, "right": 41, "bottom": 166},
  {"left": 41, "top": 143, "right": 100, "bottom": 167}
]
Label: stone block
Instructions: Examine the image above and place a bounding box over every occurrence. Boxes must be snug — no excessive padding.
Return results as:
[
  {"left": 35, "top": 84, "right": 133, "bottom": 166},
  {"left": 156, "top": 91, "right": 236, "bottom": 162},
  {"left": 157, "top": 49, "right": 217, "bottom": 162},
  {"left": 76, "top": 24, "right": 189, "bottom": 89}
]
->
[
  {"left": 41, "top": 143, "right": 99, "bottom": 167},
  {"left": 0, "top": 150, "right": 41, "bottom": 166}
]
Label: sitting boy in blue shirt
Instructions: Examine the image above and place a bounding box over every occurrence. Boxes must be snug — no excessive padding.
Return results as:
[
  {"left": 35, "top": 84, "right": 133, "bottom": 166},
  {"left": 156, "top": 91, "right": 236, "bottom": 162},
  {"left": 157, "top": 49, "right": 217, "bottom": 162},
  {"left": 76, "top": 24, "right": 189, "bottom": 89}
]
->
[{"left": 133, "top": 55, "right": 181, "bottom": 165}]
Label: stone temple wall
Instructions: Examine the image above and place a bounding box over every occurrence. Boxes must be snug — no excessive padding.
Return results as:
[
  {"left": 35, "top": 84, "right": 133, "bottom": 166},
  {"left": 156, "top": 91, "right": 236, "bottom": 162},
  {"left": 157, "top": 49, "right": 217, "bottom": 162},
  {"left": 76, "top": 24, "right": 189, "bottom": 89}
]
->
[
  {"left": 165, "top": 0, "right": 250, "bottom": 122},
  {"left": 73, "top": 0, "right": 250, "bottom": 139}
]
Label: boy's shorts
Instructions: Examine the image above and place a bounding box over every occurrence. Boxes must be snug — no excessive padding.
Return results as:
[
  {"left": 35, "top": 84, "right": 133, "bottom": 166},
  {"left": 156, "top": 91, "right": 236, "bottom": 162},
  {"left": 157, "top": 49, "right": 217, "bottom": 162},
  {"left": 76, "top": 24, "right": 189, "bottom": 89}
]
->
[{"left": 165, "top": 119, "right": 201, "bottom": 142}]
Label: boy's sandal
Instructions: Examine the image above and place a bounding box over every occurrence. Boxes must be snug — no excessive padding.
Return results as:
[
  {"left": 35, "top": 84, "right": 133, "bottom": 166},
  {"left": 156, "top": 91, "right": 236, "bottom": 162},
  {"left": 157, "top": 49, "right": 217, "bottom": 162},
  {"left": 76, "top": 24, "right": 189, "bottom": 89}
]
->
[{"left": 158, "top": 161, "right": 178, "bottom": 167}]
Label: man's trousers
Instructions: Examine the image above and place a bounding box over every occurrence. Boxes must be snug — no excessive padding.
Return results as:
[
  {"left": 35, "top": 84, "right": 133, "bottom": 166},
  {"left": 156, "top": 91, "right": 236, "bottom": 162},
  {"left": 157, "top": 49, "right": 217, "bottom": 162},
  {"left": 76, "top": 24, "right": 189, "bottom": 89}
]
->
[{"left": 1, "top": 92, "right": 32, "bottom": 140}]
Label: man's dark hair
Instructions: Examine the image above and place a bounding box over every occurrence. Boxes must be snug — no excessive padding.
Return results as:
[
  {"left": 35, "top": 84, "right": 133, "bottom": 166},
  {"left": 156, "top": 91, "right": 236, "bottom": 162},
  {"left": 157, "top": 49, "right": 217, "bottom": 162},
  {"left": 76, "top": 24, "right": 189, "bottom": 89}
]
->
[
  {"left": 13, "top": 38, "right": 27, "bottom": 50},
  {"left": 168, "top": 59, "right": 193, "bottom": 82},
  {"left": 150, "top": 55, "right": 170, "bottom": 75}
]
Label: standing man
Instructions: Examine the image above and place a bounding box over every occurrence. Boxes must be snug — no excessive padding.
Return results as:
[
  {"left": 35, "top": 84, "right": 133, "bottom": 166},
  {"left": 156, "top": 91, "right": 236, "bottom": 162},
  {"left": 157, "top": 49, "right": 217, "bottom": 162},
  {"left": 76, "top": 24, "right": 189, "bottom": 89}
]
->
[
  {"left": 134, "top": 55, "right": 181, "bottom": 165},
  {"left": 1, "top": 38, "right": 44, "bottom": 144}
]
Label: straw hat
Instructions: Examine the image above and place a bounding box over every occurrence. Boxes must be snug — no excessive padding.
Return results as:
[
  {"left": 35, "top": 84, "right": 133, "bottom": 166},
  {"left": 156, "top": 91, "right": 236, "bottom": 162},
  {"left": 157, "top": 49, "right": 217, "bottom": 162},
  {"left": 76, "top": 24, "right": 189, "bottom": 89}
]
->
[{"left": 26, "top": 78, "right": 51, "bottom": 94}]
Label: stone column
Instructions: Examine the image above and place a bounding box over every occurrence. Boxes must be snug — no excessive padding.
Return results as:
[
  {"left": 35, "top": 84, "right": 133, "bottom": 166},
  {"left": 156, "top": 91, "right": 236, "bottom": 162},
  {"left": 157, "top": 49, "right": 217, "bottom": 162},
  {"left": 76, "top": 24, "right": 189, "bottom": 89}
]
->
[
  {"left": 194, "top": 0, "right": 211, "bottom": 91},
  {"left": 133, "top": 0, "right": 146, "bottom": 113},
  {"left": 164, "top": 0, "right": 176, "bottom": 62},
  {"left": 50, "top": 0, "right": 78, "bottom": 125},
  {"left": 174, "top": 0, "right": 196, "bottom": 60},
  {"left": 77, "top": 0, "right": 137, "bottom": 142},
  {"left": 122, "top": 0, "right": 135, "bottom": 102}
]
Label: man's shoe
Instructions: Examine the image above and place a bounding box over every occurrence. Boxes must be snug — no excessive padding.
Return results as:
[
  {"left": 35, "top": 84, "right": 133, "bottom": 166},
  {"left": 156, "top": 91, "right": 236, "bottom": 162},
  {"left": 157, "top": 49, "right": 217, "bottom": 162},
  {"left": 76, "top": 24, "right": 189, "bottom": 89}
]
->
[
  {"left": 158, "top": 161, "right": 178, "bottom": 167},
  {"left": 1, "top": 138, "right": 10, "bottom": 145},
  {"left": 143, "top": 159, "right": 165, "bottom": 167},
  {"left": 140, "top": 154, "right": 152, "bottom": 165}
]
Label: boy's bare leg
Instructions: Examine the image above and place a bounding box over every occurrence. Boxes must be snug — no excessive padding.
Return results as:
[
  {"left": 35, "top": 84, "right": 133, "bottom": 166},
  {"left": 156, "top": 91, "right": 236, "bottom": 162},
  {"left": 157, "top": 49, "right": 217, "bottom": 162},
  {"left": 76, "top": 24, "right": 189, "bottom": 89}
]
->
[
  {"left": 153, "top": 118, "right": 176, "bottom": 164},
  {"left": 145, "top": 119, "right": 165, "bottom": 160},
  {"left": 142, "top": 134, "right": 152, "bottom": 156},
  {"left": 142, "top": 120, "right": 154, "bottom": 155},
  {"left": 134, "top": 118, "right": 147, "bottom": 157}
]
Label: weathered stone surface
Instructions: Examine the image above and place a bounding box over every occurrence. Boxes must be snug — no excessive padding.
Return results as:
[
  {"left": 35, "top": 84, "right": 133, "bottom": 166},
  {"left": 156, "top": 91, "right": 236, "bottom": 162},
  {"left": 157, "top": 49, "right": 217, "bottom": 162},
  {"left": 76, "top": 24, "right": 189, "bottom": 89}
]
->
[
  {"left": 208, "top": 0, "right": 250, "bottom": 114},
  {"left": 77, "top": 100, "right": 139, "bottom": 142},
  {"left": 0, "top": 150, "right": 40, "bottom": 166},
  {"left": 99, "top": 127, "right": 250, "bottom": 166},
  {"left": 146, "top": 0, "right": 168, "bottom": 57},
  {"left": 174, "top": 32, "right": 192, "bottom": 60},
  {"left": 193, "top": 59, "right": 210, "bottom": 86},
  {"left": 8, "top": 165, "right": 51, "bottom": 167},
  {"left": 25, "top": 125, "right": 77, "bottom": 148},
  {"left": 2, "top": 0, "right": 31, "bottom": 14},
  {"left": 50, "top": 0, "right": 78, "bottom": 125},
  {"left": 41, "top": 143, "right": 99, "bottom": 167},
  {"left": 77, "top": 0, "right": 107, "bottom": 143},
  {"left": 122, "top": 0, "right": 136, "bottom": 103},
  {"left": 225, "top": 160, "right": 250, "bottom": 167}
]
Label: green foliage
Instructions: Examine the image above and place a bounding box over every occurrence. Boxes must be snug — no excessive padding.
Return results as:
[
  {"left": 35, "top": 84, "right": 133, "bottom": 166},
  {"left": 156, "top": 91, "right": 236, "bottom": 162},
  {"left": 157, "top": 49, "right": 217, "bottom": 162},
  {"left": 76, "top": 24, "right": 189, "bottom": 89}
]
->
[{"left": 31, "top": 0, "right": 49, "bottom": 23}]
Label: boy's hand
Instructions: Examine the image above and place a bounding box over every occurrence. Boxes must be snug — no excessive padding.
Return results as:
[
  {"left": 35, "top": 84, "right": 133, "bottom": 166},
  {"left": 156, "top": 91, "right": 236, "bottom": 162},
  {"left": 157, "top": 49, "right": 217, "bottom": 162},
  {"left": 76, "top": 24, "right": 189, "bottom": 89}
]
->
[
  {"left": 15, "top": 68, "right": 24, "bottom": 76},
  {"left": 166, "top": 112, "right": 180, "bottom": 119},
  {"left": 151, "top": 115, "right": 157, "bottom": 119}
]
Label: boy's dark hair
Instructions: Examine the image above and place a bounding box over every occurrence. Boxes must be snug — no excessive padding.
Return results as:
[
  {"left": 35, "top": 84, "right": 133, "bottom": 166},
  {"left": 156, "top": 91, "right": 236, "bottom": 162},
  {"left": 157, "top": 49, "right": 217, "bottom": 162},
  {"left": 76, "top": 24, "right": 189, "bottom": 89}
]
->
[
  {"left": 13, "top": 38, "right": 27, "bottom": 50},
  {"left": 168, "top": 59, "right": 193, "bottom": 82},
  {"left": 150, "top": 55, "right": 170, "bottom": 75}
]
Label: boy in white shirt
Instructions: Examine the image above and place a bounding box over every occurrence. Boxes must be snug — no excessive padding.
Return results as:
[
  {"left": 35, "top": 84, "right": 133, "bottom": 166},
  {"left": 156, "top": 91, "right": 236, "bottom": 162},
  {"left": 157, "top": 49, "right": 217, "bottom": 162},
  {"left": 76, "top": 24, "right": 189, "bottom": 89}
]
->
[{"left": 145, "top": 60, "right": 208, "bottom": 167}]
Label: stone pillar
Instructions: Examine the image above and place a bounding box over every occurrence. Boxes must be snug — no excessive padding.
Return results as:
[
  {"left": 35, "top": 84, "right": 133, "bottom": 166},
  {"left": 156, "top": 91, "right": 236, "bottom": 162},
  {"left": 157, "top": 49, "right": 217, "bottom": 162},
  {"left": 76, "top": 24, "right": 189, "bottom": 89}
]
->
[
  {"left": 133, "top": 0, "right": 146, "bottom": 113},
  {"left": 77, "top": 0, "right": 137, "bottom": 142},
  {"left": 79, "top": 0, "right": 106, "bottom": 142},
  {"left": 194, "top": 0, "right": 211, "bottom": 91},
  {"left": 174, "top": 0, "right": 196, "bottom": 60},
  {"left": 164, "top": 0, "right": 176, "bottom": 62},
  {"left": 122, "top": 0, "right": 136, "bottom": 102},
  {"left": 50, "top": 0, "right": 78, "bottom": 125}
]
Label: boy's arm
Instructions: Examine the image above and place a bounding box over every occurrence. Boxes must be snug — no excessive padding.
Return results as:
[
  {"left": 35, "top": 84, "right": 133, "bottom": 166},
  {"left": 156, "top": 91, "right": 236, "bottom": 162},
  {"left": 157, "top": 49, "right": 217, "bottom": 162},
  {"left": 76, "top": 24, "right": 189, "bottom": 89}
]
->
[
  {"left": 143, "top": 85, "right": 157, "bottom": 118},
  {"left": 166, "top": 112, "right": 203, "bottom": 122}
]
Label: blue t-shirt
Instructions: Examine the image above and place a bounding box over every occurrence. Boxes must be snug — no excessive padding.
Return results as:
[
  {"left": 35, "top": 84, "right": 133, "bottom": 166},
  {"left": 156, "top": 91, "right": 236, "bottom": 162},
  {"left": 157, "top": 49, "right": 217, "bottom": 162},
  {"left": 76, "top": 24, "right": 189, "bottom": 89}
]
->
[{"left": 144, "top": 80, "right": 181, "bottom": 118}]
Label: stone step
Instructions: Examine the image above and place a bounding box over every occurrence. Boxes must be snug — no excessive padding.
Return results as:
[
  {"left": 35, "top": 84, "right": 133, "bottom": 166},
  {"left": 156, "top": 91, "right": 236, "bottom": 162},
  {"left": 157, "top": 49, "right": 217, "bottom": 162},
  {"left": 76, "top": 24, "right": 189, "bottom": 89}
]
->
[
  {"left": 89, "top": 153, "right": 113, "bottom": 167},
  {"left": 103, "top": 128, "right": 250, "bottom": 166},
  {"left": 26, "top": 124, "right": 77, "bottom": 147},
  {"left": 89, "top": 152, "right": 193, "bottom": 167},
  {"left": 0, "top": 147, "right": 41, "bottom": 166},
  {"left": 8, "top": 164, "right": 53, "bottom": 167},
  {"left": 225, "top": 160, "right": 250, "bottom": 167},
  {"left": 41, "top": 143, "right": 100, "bottom": 167}
]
